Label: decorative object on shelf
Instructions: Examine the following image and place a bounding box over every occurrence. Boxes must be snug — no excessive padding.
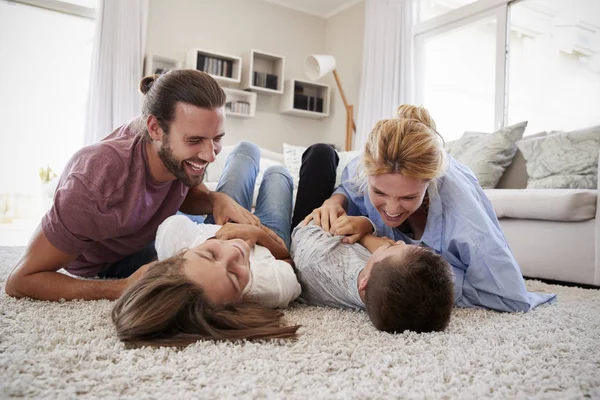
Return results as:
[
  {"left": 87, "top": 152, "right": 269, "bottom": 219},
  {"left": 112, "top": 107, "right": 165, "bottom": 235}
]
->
[
  {"left": 241, "top": 50, "right": 284, "bottom": 94},
  {"left": 222, "top": 87, "right": 257, "bottom": 118},
  {"left": 280, "top": 79, "right": 330, "bottom": 119},
  {"left": 186, "top": 49, "right": 241, "bottom": 85},
  {"left": 144, "top": 54, "right": 181, "bottom": 76},
  {"left": 305, "top": 54, "right": 356, "bottom": 151}
]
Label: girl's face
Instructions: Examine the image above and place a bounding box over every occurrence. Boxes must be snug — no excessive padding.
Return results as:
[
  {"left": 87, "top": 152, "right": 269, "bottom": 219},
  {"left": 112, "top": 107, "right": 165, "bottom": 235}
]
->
[
  {"left": 182, "top": 238, "right": 251, "bottom": 305},
  {"left": 367, "top": 173, "right": 429, "bottom": 228}
]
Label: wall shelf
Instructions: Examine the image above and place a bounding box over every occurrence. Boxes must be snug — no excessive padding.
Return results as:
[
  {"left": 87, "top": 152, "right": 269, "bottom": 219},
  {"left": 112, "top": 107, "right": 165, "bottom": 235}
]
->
[
  {"left": 144, "top": 54, "right": 181, "bottom": 76},
  {"left": 186, "top": 48, "right": 241, "bottom": 85},
  {"left": 223, "top": 87, "right": 256, "bottom": 118},
  {"left": 280, "top": 79, "right": 330, "bottom": 119},
  {"left": 240, "top": 49, "right": 284, "bottom": 95}
]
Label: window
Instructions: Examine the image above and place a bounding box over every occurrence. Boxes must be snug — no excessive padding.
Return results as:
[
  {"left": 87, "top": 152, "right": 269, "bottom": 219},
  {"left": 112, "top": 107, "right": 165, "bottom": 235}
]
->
[
  {"left": 414, "top": 0, "right": 600, "bottom": 140},
  {"left": 0, "top": 0, "right": 94, "bottom": 244}
]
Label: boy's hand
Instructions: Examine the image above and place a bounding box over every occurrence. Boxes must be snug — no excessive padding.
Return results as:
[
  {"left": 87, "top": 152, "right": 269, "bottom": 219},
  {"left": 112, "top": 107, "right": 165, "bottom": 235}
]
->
[
  {"left": 216, "top": 223, "right": 260, "bottom": 247},
  {"left": 329, "top": 216, "right": 374, "bottom": 244}
]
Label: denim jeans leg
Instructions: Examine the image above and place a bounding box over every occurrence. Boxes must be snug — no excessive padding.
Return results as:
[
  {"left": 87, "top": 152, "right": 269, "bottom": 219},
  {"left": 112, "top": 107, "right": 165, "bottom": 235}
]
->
[
  {"left": 253, "top": 165, "right": 293, "bottom": 249},
  {"left": 204, "top": 141, "right": 260, "bottom": 224}
]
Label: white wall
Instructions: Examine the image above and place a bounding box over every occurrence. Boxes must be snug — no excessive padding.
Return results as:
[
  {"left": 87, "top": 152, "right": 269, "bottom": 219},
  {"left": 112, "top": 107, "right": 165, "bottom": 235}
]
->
[
  {"left": 323, "top": 1, "right": 365, "bottom": 150},
  {"left": 145, "top": 0, "right": 365, "bottom": 152}
]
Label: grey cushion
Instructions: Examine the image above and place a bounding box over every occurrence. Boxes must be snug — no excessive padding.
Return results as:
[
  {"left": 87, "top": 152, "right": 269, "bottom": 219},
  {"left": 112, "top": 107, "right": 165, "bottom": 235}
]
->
[
  {"left": 445, "top": 121, "right": 528, "bottom": 188},
  {"left": 497, "top": 131, "right": 548, "bottom": 189},
  {"left": 517, "top": 125, "right": 600, "bottom": 189}
]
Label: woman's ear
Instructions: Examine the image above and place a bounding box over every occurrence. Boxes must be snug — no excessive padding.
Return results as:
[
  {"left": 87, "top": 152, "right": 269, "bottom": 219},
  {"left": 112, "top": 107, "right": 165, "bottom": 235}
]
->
[{"left": 147, "top": 115, "right": 162, "bottom": 142}]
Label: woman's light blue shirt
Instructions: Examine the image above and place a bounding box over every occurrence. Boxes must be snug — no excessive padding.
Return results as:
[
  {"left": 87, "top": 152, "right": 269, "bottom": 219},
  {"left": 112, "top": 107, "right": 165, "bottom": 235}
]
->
[{"left": 334, "top": 156, "right": 556, "bottom": 312}]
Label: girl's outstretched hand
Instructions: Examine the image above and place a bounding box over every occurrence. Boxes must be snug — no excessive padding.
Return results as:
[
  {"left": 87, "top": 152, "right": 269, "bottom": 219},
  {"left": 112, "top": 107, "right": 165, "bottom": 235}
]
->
[{"left": 215, "top": 223, "right": 260, "bottom": 247}]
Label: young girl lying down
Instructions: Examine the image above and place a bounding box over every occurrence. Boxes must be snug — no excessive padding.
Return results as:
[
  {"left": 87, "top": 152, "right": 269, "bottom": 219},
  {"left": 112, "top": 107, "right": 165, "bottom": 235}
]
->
[{"left": 112, "top": 165, "right": 301, "bottom": 347}]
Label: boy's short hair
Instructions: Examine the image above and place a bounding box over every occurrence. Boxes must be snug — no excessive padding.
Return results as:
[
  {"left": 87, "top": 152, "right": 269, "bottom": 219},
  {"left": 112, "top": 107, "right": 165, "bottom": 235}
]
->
[{"left": 364, "top": 247, "right": 454, "bottom": 333}]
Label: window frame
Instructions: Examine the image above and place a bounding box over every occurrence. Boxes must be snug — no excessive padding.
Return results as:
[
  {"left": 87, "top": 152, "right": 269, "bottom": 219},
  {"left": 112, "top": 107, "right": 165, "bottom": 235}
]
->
[
  {"left": 413, "top": 0, "right": 514, "bottom": 132},
  {"left": 10, "top": 0, "right": 95, "bottom": 19}
]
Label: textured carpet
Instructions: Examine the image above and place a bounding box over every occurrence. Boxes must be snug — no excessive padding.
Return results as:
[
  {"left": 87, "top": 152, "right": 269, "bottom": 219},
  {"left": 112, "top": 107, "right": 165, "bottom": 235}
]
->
[{"left": 1, "top": 246, "right": 599, "bottom": 399}]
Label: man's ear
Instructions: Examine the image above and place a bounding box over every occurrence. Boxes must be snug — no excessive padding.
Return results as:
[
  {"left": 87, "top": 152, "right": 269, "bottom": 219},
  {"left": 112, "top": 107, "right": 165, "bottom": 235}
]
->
[{"left": 147, "top": 115, "right": 163, "bottom": 142}]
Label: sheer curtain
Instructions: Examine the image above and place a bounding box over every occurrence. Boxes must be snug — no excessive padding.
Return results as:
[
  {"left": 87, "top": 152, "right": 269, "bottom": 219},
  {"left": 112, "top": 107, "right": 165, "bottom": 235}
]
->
[
  {"left": 84, "top": 0, "right": 148, "bottom": 145},
  {"left": 355, "top": 0, "right": 414, "bottom": 150}
]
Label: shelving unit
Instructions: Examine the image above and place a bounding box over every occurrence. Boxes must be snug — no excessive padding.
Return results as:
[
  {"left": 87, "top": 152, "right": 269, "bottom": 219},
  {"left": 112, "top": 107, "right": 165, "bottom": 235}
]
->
[
  {"left": 186, "top": 48, "right": 241, "bottom": 85},
  {"left": 223, "top": 87, "right": 256, "bottom": 118},
  {"left": 240, "top": 49, "right": 284, "bottom": 95},
  {"left": 280, "top": 79, "right": 330, "bottom": 118},
  {"left": 144, "top": 54, "right": 181, "bottom": 76}
]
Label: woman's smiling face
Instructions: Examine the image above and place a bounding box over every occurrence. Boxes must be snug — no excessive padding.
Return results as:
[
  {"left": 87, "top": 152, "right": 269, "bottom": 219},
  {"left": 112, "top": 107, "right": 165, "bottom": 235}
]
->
[
  {"left": 367, "top": 173, "right": 429, "bottom": 228},
  {"left": 182, "top": 238, "right": 251, "bottom": 305}
]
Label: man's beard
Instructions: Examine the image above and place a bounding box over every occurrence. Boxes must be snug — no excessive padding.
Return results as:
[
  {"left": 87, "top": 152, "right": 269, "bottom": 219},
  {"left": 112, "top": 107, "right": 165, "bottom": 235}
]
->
[{"left": 158, "top": 136, "right": 205, "bottom": 188}]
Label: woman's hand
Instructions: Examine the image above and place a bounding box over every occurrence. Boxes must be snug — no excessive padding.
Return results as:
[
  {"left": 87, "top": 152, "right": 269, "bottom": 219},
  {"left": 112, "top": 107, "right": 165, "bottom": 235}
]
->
[
  {"left": 330, "top": 216, "right": 374, "bottom": 244},
  {"left": 215, "top": 223, "right": 261, "bottom": 247},
  {"left": 211, "top": 192, "right": 260, "bottom": 226},
  {"left": 301, "top": 198, "right": 347, "bottom": 232}
]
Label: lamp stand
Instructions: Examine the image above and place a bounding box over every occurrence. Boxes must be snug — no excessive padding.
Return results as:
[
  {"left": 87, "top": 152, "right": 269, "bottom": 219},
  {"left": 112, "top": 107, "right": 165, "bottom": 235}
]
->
[{"left": 332, "top": 69, "right": 356, "bottom": 151}]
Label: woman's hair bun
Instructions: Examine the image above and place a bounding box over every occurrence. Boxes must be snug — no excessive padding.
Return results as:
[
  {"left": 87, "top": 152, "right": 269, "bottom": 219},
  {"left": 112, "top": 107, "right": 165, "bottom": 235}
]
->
[
  {"left": 140, "top": 74, "right": 159, "bottom": 95},
  {"left": 396, "top": 104, "right": 436, "bottom": 131}
]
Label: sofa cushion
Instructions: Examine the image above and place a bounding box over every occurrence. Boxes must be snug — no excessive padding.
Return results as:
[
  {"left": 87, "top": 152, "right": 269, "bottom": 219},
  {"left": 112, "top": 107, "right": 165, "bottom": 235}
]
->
[
  {"left": 517, "top": 125, "right": 600, "bottom": 189},
  {"left": 496, "top": 132, "right": 548, "bottom": 189},
  {"left": 445, "top": 121, "right": 528, "bottom": 189},
  {"left": 484, "top": 188, "right": 597, "bottom": 222}
]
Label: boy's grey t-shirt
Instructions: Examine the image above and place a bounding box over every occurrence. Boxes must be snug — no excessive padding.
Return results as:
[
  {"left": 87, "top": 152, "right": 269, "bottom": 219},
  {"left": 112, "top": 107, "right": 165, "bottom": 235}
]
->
[{"left": 290, "top": 224, "right": 368, "bottom": 310}]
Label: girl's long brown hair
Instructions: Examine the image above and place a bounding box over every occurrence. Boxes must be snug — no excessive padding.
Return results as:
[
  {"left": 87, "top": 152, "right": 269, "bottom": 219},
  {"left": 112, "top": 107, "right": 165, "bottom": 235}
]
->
[{"left": 112, "top": 254, "right": 300, "bottom": 347}]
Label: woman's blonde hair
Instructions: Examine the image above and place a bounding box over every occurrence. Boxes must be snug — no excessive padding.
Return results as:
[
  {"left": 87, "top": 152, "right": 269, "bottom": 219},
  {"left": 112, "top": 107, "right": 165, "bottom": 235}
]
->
[
  {"left": 112, "top": 254, "right": 300, "bottom": 347},
  {"left": 361, "top": 104, "right": 446, "bottom": 182}
]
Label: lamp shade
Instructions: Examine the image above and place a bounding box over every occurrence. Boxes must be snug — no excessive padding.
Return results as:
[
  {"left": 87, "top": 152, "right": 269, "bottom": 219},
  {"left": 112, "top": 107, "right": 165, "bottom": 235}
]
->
[{"left": 305, "top": 54, "right": 336, "bottom": 80}]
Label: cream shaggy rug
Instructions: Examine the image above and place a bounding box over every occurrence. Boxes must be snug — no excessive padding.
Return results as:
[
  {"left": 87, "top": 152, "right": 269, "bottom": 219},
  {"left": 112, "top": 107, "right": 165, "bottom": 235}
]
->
[{"left": 1, "top": 246, "right": 599, "bottom": 399}]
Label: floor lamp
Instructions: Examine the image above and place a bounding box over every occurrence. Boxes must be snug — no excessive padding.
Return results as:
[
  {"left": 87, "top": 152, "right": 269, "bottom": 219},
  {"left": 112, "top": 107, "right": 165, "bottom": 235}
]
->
[{"left": 305, "top": 55, "right": 356, "bottom": 151}]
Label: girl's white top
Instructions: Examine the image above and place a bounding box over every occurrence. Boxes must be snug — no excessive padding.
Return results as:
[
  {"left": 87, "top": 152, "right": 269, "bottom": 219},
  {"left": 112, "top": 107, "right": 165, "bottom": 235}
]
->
[{"left": 155, "top": 215, "right": 301, "bottom": 308}]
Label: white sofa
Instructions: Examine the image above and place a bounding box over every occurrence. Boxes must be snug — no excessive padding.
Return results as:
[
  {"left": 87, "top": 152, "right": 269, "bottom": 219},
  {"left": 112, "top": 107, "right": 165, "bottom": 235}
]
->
[
  {"left": 484, "top": 149, "right": 600, "bottom": 286},
  {"left": 205, "top": 145, "right": 600, "bottom": 287}
]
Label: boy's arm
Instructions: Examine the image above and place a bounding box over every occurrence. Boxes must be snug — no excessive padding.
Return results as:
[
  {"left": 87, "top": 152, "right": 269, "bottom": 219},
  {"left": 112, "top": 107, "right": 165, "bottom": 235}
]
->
[{"left": 358, "top": 234, "right": 396, "bottom": 253}]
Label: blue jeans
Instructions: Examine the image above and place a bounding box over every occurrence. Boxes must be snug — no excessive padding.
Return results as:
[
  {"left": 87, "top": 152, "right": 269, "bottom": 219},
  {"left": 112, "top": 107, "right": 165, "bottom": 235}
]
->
[
  {"left": 101, "top": 141, "right": 293, "bottom": 278},
  {"left": 204, "top": 141, "right": 293, "bottom": 248}
]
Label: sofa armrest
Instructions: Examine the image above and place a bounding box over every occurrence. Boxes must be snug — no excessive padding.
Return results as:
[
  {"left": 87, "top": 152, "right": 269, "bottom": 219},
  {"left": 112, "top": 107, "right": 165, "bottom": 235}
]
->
[{"left": 595, "top": 149, "right": 600, "bottom": 285}]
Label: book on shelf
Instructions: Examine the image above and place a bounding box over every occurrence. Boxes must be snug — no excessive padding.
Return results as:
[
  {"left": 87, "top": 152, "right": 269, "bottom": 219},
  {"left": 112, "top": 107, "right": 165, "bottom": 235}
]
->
[
  {"left": 253, "top": 71, "right": 278, "bottom": 90},
  {"left": 225, "top": 101, "right": 251, "bottom": 115},
  {"left": 196, "top": 53, "right": 234, "bottom": 78},
  {"left": 293, "top": 94, "right": 323, "bottom": 113}
]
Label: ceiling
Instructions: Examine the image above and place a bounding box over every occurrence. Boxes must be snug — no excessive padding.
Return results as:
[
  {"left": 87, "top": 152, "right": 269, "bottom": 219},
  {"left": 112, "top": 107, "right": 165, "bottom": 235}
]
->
[{"left": 262, "top": 0, "right": 362, "bottom": 18}]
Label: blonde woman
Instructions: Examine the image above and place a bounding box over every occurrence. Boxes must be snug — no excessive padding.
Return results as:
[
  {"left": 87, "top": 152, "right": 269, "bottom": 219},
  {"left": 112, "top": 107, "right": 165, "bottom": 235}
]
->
[{"left": 300, "top": 105, "right": 556, "bottom": 313}]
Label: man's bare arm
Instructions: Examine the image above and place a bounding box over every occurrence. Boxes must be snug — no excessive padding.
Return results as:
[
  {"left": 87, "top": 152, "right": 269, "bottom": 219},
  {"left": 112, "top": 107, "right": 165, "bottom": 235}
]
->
[
  {"left": 179, "top": 183, "right": 213, "bottom": 215},
  {"left": 5, "top": 226, "right": 129, "bottom": 301}
]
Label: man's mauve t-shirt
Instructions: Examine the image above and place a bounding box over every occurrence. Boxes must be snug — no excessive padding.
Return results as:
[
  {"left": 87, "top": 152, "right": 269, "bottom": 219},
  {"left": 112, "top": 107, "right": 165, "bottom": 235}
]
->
[{"left": 42, "top": 119, "right": 189, "bottom": 277}]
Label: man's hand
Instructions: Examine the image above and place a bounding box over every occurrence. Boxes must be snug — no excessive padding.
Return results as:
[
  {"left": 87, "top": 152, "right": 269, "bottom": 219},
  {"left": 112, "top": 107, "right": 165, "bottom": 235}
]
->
[
  {"left": 330, "top": 216, "right": 374, "bottom": 244},
  {"left": 211, "top": 192, "right": 259, "bottom": 226},
  {"left": 301, "top": 199, "right": 347, "bottom": 232},
  {"left": 216, "top": 223, "right": 261, "bottom": 247}
]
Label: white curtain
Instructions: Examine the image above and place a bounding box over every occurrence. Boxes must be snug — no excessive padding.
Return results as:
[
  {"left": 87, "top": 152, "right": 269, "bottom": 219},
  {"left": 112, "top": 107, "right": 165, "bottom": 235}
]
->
[
  {"left": 84, "top": 0, "right": 148, "bottom": 145},
  {"left": 355, "top": 0, "right": 414, "bottom": 150}
]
